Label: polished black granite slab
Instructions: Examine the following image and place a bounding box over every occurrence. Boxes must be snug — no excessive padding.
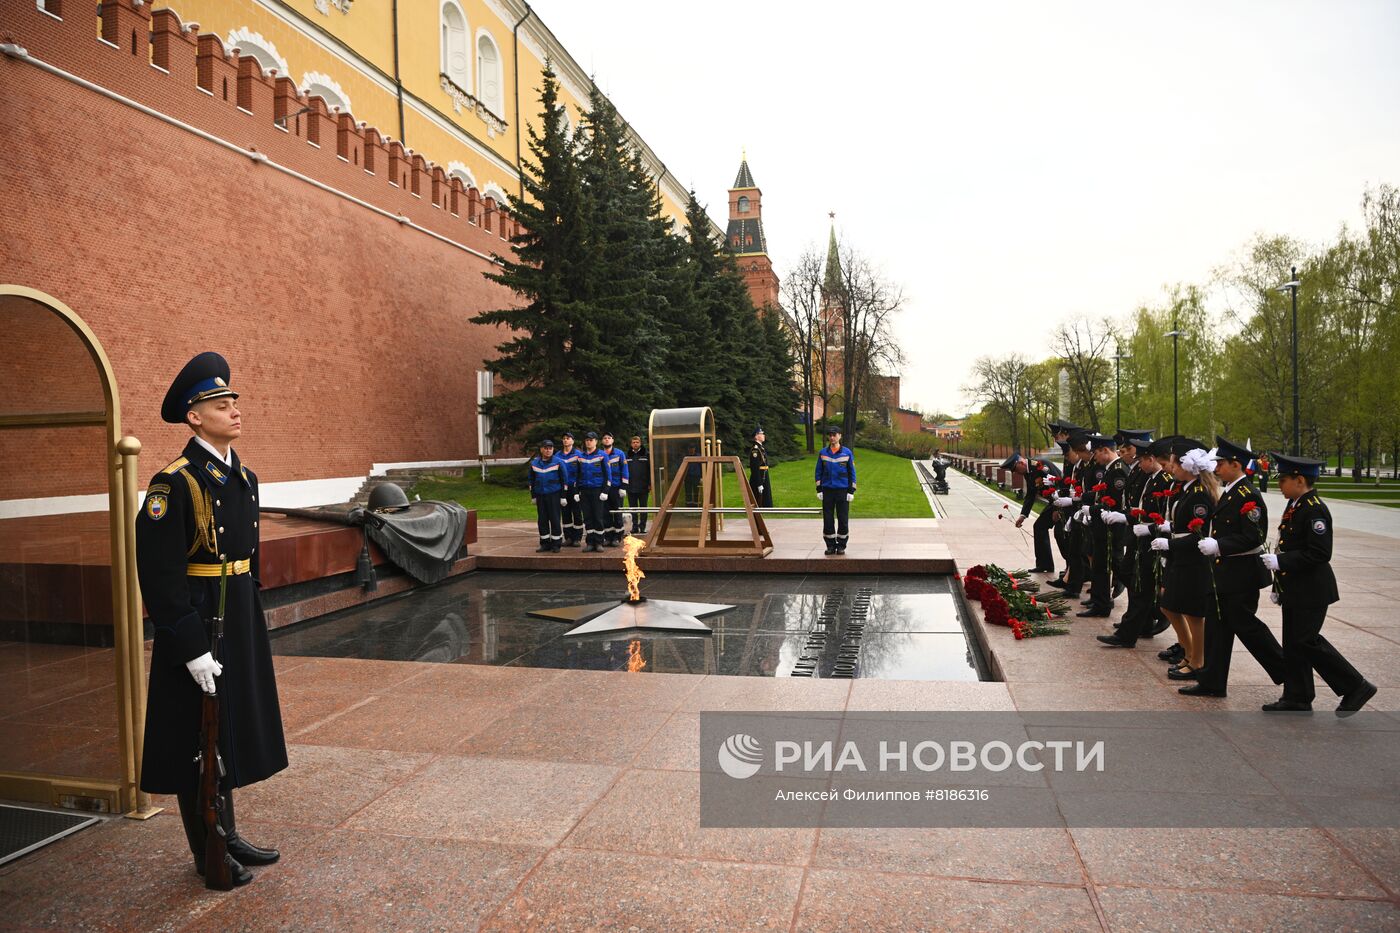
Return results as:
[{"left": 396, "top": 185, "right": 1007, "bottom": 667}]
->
[{"left": 271, "top": 571, "right": 982, "bottom": 681}]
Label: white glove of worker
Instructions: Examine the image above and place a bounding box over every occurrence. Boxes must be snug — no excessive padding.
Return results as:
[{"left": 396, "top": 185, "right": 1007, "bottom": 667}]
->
[
  {"left": 186, "top": 652, "right": 222, "bottom": 695},
  {"left": 1149, "top": 537, "right": 1170, "bottom": 552},
  {"left": 817, "top": 491, "right": 823, "bottom": 500},
  {"left": 846, "top": 493, "right": 854, "bottom": 502},
  {"left": 1269, "top": 591, "right": 1281, "bottom": 604},
  {"left": 1197, "top": 537, "right": 1221, "bottom": 557},
  {"left": 1133, "top": 524, "right": 1151, "bottom": 538},
  {"left": 531, "top": 496, "right": 537, "bottom": 504},
  {"left": 1053, "top": 497, "right": 1073, "bottom": 508},
  {"left": 600, "top": 492, "right": 608, "bottom": 501},
  {"left": 1262, "top": 553, "right": 1279, "bottom": 572},
  {"left": 1103, "top": 511, "right": 1127, "bottom": 525}
]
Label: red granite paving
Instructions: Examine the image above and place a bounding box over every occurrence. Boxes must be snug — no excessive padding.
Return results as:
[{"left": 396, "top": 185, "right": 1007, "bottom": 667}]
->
[{"left": 2, "top": 467, "right": 1398, "bottom": 929}]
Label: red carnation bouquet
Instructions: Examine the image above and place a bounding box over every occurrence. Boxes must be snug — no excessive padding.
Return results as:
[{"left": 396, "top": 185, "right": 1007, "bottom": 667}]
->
[
  {"left": 961, "top": 564, "right": 1069, "bottom": 638},
  {"left": 1100, "top": 496, "right": 1117, "bottom": 508}
]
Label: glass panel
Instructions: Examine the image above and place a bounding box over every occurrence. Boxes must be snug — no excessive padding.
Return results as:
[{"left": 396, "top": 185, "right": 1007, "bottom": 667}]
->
[{"left": 0, "top": 295, "right": 121, "bottom": 785}]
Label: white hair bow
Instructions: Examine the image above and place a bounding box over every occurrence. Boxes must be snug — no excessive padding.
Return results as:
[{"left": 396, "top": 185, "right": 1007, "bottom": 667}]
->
[{"left": 1180, "top": 447, "right": 1218, "bottom": 476}]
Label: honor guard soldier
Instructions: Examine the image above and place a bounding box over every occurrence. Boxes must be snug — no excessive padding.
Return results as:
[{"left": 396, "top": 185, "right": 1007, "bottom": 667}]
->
[
  {"left": 1001, "top": 452, "right": 1061, "bottom": 573},
  {"left": 1179, "top": 437, "right": 1286, "bottom": 698},
  {"left": 572, "top": 432, "right": 612, "bottom": 552},
  {"left": 815, "top": 426, "right": 857, "bottom": 554},
  {"left": 557, "top": 432, "right": 584, "bottom": 547},
  {"left": 1261, "top": 454, "right": 1377, "bottom": 713},
  {"left": 600, "top": 431, "right": 629, "bottom": 545},
  {"left": 137, "top": 352, "right": 286, "bottom": 888},
  {"left": 1079, "top": 434, "right": 1129, "bottom": 617},
  {"left": 749, "top": 427, "right": 773, "bottom": 508},
  {"left": 527, "top": 438, "right": 569, "bottom": 552},
  {"left": 626, "top": 435, "right": 651, "bottom": 536}
]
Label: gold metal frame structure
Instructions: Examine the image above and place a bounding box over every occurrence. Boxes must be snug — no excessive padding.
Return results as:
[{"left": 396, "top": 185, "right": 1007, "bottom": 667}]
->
[
  {"left": 644, "top": 456, "right": 773, "bottom": 557},
  {"left": 0, "top": 286, "right": 156, "bottom": 819}
]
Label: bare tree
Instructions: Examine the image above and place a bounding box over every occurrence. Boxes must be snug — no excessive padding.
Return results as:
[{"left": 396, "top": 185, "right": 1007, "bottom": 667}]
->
[
  {"left": 781, "top": 245, "right": 828, "bottom": 453},
  {"left": 1052, "top": 318, "right": 1116, "bottom": 432},
  {"left": 832, "top": 242, "right": 905, "bottom": 440},
  {"left": 964, "top": 354, "right": 1035, "bottom": 452}
]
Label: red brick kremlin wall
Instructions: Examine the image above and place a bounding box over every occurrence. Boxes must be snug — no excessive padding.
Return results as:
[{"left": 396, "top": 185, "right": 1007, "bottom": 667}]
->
[{"left": 0, "top": 0, "right": 520, "bottom": 502}]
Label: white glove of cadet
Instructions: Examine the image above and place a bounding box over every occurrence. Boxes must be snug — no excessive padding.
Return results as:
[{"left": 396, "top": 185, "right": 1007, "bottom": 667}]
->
[
  {"left": 600, "top": 492, "right": 608, "bottom": 501},
  {"left": 561, "top": 497, "right": 568, "bottom": 506},
  {"left": 186, "top": 652, "right": 222, "bottom": 695},
  {"left": 1053, "top": 497, "right": 1073, "bottom": 508},
  {"left": 573, "top": 493, "right": 580, "bottom": 502},
  {"left": 1262, "top": 553, "right": 1279, "bottom": 572},
  {"left": 1149, "top": 537, "right": 1170, "bottom": 552},
  {"left": 846, "top": 493, "right": 854, "bottom": 502},
  {"left": 1157, "top": 520, "right": 1171, "bottom": 534},
  {"left": 1269, "top": 591, "right": 1281, "bottom": 604},
  {"left": 1103, "top": 511, "right": 1127, "bottom": 525},
  {"left": 1132, "top": 524, "right": 1151, "bottom": 538},
  {"left": 1197, "top": 537, "right": 1221, "bottom": 557}
]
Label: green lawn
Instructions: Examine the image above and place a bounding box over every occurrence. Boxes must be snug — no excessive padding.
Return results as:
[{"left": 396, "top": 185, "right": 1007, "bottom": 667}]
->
[{"left": 409, "top": 447, "right": 933, "bottom": 520}]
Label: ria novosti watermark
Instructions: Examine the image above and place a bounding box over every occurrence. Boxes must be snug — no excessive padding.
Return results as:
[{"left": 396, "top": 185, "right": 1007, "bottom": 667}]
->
[{"left": 699, "top": 711, "right": 1400, "bottom": 829}]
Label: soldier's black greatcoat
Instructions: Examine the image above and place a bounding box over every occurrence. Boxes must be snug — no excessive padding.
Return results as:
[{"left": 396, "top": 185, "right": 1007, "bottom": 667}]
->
[
  {"left": 137, "top": 438, "right": 287, "bottom": 794},
  {"left": 749, "top": 439, "right": 772, "bottom": 509}
]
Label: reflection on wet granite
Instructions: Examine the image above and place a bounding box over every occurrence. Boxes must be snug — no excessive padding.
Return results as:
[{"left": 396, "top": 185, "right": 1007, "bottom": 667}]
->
[{"left": 271, "top": 571, "right": 980, "bottom": 681}]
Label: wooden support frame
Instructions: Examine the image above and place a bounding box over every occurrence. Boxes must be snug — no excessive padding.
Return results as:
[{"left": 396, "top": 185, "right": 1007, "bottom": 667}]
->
[{"left": 644, "top": 456, "right": 773, "bottom": 557}]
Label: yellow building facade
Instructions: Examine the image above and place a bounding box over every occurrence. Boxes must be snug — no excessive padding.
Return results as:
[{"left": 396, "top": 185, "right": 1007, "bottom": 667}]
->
[{"left": 166, "top": 0, "right": 691, "bottom": 220}]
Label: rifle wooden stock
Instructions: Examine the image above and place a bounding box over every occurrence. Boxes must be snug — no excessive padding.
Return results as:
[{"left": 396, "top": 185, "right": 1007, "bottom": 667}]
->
[{"left": 198, "top": 687, "right": 231, "bottom": 890}]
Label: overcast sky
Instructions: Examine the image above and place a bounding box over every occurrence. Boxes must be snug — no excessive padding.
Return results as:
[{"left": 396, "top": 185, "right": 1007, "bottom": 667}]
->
[{"left": 531, "top": 0, "right": 1400, "bottom": 417}]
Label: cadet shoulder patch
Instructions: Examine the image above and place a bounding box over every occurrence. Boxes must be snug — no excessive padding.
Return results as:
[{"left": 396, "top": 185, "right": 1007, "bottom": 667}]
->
[
  {"left": 147, "top": 482, "right": 171, "bottom": 496},
  {"left": 1114, "top": 477, "right": 1125, "bottom": 489},
  {"left": 1247, "top": 508, "right": 1262, "bottom": 522},
  {"left": 1312, "top": 519, "right": 1327, "bottom": 535},
  {"left": 145, "top": 494, "right": 168, "bottom": 520}
]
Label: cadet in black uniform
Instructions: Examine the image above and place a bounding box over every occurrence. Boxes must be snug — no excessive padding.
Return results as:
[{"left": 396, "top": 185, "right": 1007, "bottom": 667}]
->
[
  {"left": 626, "top": 435, "right": 651, "bottom": 536},
  {"left": 1148, "top": 438, "right": 1218, "bottom": 682},
  {"left": 1181, "top": 437, "right": 1285, "bottom": 698},
  {"left": 749, "top": 427, "right": 773, "bottom": 508},
  {"left": 137, "top": 352, "right": 286, "bottom": 888},
  {"left": 1080, "top": 434, "right": 1128, "bottom": 617},
  {"left": 1261, "top": 454, "right": 1377, "bottom": 713},
  {"left": 1046, "top": 421, "right": 1082, "bottom": 568},
  {"left": 1099, "top": 435, "right": 1167, "bottom": 648},
  {"left": 1002, "top": 452, "right": 1061, "bottom": 573},
  {"left": 1047, "top": 431, "right": 1091, "bottom": 596}
]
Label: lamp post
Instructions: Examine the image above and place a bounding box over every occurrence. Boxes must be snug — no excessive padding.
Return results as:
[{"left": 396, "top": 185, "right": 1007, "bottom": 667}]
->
[
  {"left": 1111, "top": 350, "right": 1132, "bottom": 432},
  {"left": 1165, "top": 317, "right": 1183, "bottom": 436},
  {"left": 1277, "top": 267, "right": 1301, "bottom": 456}
]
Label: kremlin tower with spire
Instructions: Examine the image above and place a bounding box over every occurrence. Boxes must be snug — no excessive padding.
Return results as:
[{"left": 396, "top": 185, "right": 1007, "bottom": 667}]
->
[{"left": 724, "top": 153, "right": 780, "bottom": 312}]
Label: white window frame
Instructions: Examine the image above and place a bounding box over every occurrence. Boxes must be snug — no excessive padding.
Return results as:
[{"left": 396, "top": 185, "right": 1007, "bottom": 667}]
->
[
  {"left": 475, "top": 29, "right": 503, "bottom": 117},
  {"left": 440, "top": 0, "right": 470, "bottom": 90}
]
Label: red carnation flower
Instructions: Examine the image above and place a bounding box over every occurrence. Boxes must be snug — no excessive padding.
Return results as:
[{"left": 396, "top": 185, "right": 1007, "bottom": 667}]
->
[
  {"left": 1240, "top": 501, "right": 1259, "bottom": 515},
  {"left": 1130, "top": 508, "right": 1145, "bottom": 518},
  {"left": 1101, "top": 496, "right": 1117, "bottom": 508},
  {"left": 1188, "top": 517, "right": 1205, "bottom": 532},
  {"left": 968, "top": 565, "right": 988, "bottom": 580},
  {"left": 1092, "top": 483, "right": 1107, "bottom": 493}
]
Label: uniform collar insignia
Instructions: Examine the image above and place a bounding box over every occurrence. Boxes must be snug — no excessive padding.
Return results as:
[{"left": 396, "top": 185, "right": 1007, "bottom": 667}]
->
[{"left": 205, "top": 460, "right": 228, "bottom": 485}]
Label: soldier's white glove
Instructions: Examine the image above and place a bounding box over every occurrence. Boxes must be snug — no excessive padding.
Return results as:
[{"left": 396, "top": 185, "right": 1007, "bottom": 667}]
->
[
  {"left": 1149, "top": 537, "right": 1169, "bottom": 552},
  {"left": 600, "top": 492, "right": 608, "bottom": 501},
  {"left": 1053, "top": 497, "right": 1073, "bottom": 507},
  {"left": 1269, "top": 591, "right": 1281, "bottom": 604},
  {"left": 846, "top": 493, "right": 854, "bottom": 502},
  {"left": 1132, "top": 524, "right": 1151, "bottom": 538},
  {"left": 1102, "top": 511, "right": 1127, "bottom": 525},
  {"left": 1157, "top": 520, "right": 1171, "bottom": 533},
  {"left": 186, "top": 652, "right": 222, "bottom": 695},
  {"left": 1197, "top": 538, "right": 1221, "bottom": 557},
  {"left": 1262, "top": 553, "right": 1279, "bottom": 572},
  {"left": 757, "top": 485, "right": 764, "bottom": 494}
]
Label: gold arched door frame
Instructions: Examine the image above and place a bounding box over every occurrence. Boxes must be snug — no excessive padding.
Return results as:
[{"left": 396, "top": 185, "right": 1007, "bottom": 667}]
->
[{"left": 0, "top": 285, "right": 154, "bottom": 817}]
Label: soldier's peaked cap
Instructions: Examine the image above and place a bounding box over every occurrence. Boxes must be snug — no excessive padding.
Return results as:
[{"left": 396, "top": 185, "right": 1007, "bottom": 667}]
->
[
  {"left": 1214, "top": 436, "right": 1256, "bottom": 463},
  {"left": 161, "top": 352, "right": 238, "bottom": 424}
]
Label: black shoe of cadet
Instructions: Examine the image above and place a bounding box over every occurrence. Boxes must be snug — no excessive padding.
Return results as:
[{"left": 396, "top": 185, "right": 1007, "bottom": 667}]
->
[
  {"left": 1337, "top": 680, "right": 1378, "bottom": 716},
  {"left": 1262, "top": 698, "right": 1312, "bottom": 712}
]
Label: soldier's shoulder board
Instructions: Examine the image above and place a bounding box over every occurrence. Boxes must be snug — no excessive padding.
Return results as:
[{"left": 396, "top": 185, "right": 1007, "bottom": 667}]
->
[{"left": 159, "top": 456, "right": 189, "bottom": 475}]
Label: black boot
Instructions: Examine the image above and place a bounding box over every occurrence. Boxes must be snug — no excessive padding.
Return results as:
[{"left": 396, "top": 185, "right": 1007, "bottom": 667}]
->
[
  {"left": 535, "top": 542, "right": 551, "bottom": 552},
  {"left": 221, "top": 790, "right": 279, "bottom": 866},
  {"left": 177, "top": 788, "right": 254, "bottom": 887}
]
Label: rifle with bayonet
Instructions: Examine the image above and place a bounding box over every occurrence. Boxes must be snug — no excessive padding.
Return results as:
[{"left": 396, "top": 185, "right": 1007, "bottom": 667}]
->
[{"left": 197, "top": 560, "right": 232, "bottom": 890}]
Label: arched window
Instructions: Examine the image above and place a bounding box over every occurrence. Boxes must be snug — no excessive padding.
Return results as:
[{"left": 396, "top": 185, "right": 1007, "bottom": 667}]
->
[
  {"left": 300, "top": 71, "right": 351, "bottom": 114},
  {"left": 476, "top": 31, "right": 502, "bottom": 115},
  {"left": 226, "top": 28, "right": 288, "bottom": 78},
  {"left": 440, "top": 2, "right": 469, "bottom": 88},
  {"left": 737, "top": 196, "right": 750, "bottom": 213}
]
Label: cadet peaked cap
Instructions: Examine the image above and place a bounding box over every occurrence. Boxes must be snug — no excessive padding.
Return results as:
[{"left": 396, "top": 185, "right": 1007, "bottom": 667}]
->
[
  {"left": 1214, "top": 436, "right": 1255, "bottom": 463},
  {"left": 161, "top": 351, "right": 238, "bottom": 424},
  {"left": 1114, "top": 428, "right": 1153, "bottom": 445},
  {"left": 1088, "top": 434, "right": 1118, "bottom": 450},
  {"left": 1146, "top": 435, "right": 1177, "bottom": 459},
  {"left": 999, "top": 454, "right": 1023, "bottom": 470},
  {"left": 1066, "top": 430, "right": 1092, "bottom": 448},
  {"left": 1048, "top": 419, "right": 1082, "bottom": 434},
  {"left": 1271, "top": 452, "right": 1325, "bottom": 479},
  {"left": 1126, "top": 437, "right": 1153, "bottom": 452},
  {"left": 1169, "top": 437, "right": 1207, "bottom": 458}
]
